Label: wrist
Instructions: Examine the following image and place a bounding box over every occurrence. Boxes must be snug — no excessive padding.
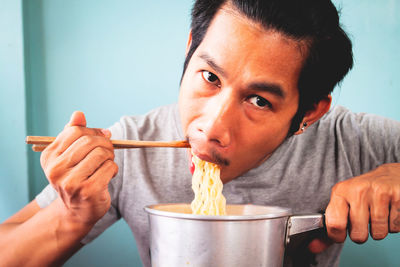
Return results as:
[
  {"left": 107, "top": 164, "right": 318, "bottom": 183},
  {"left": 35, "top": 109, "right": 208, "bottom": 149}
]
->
[{"left": 50, "top": 198, "right": 95, "bottom": 242}]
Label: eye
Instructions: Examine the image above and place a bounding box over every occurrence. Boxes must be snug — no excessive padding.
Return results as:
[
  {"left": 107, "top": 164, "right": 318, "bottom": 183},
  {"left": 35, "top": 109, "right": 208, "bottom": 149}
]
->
[
  {"left": 201, "top": 71, "right": 220, "bottom": 86},
  {"left": 248, "top": 95, "right": 272, "bottom": 109}
]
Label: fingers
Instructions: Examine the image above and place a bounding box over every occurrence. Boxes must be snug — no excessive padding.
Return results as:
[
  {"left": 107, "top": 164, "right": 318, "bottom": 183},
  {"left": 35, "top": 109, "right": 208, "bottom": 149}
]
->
[
  {"left": 60, "top": 135, "right": 114, "bottom": 168},
  {"left": 326, "top": 192, "right": 370, "bottom": 244},
  {"left": 390, "top": 200, "right": 400, "bottom": 233},
  {"left": 66, "top": 111, "right": 87, "bottom": 128},
  {"left": 325, "top": 191, "right": 349, "bottom": 243},
  {"left": 49, "top": 126, "right": 108, "bottom": 156},
  {"left": 308, "top": 237, "right": 334, "bottom": 254},
  {"left": 370, "top": 183, "right": 390, "bottom": 240},
  {"left": 40, "top": 111, "right": 115, "bottom": 186},
  {"left": 45, "top": 111, "right": 110, "bottom": 156},
  {"left": 37, "top": 111, "right": 118, "bottom": 226},
  {"left": 327, "top": 179, "right": 382, "bottom": 244},
  {"left": 45, "top": 137, "right": 114, "bottom": 184},
  {"left": 80, "top": 160, "right": 119, "bottom": 200},
  {"left": 325, "top": 164, "right": 400, "bottom": 246},
  {"left": 348, "top": 194, "right": 369, "bottom": 243},
  {"left": 46, "top": 146, "right": 117, "bottom": 206},
  {"left": 73, "top": 146, "right": 115, "bottom": 179}
]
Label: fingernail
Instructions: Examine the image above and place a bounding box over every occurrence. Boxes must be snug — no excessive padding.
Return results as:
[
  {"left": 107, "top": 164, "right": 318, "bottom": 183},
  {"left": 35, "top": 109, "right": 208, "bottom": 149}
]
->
[{"left": 101, "top": 129, "right": 111, "bottom": 138}]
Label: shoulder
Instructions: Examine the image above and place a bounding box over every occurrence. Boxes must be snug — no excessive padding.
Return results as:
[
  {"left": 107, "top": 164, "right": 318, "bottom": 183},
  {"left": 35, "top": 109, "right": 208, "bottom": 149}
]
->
[
  {"left": 308, "top": 105, "right": 400, "bottom": 165},
  {"left": 316, "top": 105, "right": 400, "bottom": 137}
]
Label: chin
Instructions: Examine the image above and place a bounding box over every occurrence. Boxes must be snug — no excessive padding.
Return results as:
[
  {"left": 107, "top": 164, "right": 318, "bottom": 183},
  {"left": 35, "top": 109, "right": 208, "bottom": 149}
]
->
[{"left": 220, "top": 168, "right": 241, "bottom": 184}]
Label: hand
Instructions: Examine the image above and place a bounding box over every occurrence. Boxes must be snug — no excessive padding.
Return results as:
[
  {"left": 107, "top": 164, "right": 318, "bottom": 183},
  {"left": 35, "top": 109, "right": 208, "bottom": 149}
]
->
[
  {"left": 40, "top": 111, "right": 118, "bottom": 226},
  {"left": 325, "top": 163, "right": 400, "bottom": 243}
]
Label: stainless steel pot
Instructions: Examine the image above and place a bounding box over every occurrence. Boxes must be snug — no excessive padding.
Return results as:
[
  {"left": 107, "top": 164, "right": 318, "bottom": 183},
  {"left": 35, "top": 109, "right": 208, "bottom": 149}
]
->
[{"left": 145, "top": 203, "right": 323, "bottom": 267}]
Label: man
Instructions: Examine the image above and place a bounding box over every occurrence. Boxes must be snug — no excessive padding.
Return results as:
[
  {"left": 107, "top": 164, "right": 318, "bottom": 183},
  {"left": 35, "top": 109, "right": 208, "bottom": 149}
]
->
[{"left": 1, "top": 0, "right": 399, "bottom": 266}]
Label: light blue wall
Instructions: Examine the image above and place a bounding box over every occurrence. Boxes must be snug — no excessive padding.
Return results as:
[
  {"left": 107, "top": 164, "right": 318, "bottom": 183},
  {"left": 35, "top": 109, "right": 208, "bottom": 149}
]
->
[
  {"left": 332, "top": 1, "right": 400, "bottom": 266},
  {"left": 22, "top": 1, "right": 192, "bottom": 266},
  {"left": 0, "top": 1, "right": 398, "bottom": 266},
  {"left": 0, "top": 0, "right": 29, "bottom": 220},
  {"left": 332, "top": 0, "right": 400, "bottom": 120}
]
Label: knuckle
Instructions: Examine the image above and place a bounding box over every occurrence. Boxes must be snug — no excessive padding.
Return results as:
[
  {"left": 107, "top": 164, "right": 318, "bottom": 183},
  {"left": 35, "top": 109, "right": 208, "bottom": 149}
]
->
[
  {"left": 63, "top": 151, "right": 76, "bottom": 167},
  {"left": 65, "top": 125, "right": 82, "bottom": 138},
  {"left": 45, "top": 163, "right": 62, "bottom": 182},
  {"left": 40, "top": 150, "right": 49, "bottom": 167},
  {"left": 103, "top": 159, "right": 114, "bottom": 168},
  {"left": 108, "top": 161, "right": 119, "bottom": 176},
  {"left": 91, "top": 152, "right": 104, "bottom": 163},
  {"left": 70, "top": 125, "right": 84, "bottom": 136},
  {"left": 79, "top": 187, "right": 92, "bottom": 201},
  {"left": 330, "top": 181, "right": 343, "bottom": 194},
  {"left": 92, "top": 147, "right": 111, "bottom": 161},
  {"left": 325, "top": 214, "right": 347, "bottom": 235},
  {"left": 326, "top": 220, "right": 347, "bottom": 233},
  {"left": 352, "top": 181, "right": 370, "bottom": 196},
  {"left": 79, "top": 135, "right": 94, "bottom": 146},
  {"left": 112, "top": 162, "right": 119, "bottom": 173},
  {"left": 371, "top": 182, "right": 391, "bottom": 200},
  {"left": 372, "top": 211, "right": 387, "bottom": 221},
  {"left": 98, "top": 191, "right": 111, "bottom": 204},
  {"left": 103, "top": 160, "right": 118, "bottom": 175},
  {"left": 46, "top": 169, "right": 56, "bottom": 181},
  {"left": 331, "top": 180, "right": 352, "bottom": 195},
  {"left": 61, "top": 180, "right": 76, "bottom": 196},
  {"left": 108, "top": 148, "right": 115, "bottom": 160}
]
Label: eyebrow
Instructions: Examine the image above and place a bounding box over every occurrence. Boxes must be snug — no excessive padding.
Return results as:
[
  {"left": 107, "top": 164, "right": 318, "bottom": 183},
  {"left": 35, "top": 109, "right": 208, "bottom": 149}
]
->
[
  {"left": 248, "top": 82, "right": 285, "bottom": 99},
  {"left": 199, "top": 52, "right": 285, "bottom": 99},
  {"left": 199, "top": 53, "right": 227, "bottom": 78}
]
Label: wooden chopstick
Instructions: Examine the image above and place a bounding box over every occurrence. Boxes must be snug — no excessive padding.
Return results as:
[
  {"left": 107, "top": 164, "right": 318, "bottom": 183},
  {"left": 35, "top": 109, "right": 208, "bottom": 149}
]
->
[{"left": 26, "top": 136, "right": 190, "bottom": 152}]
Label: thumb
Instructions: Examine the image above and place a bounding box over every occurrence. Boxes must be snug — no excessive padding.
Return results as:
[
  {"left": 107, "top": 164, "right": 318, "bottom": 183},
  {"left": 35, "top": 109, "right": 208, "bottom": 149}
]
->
[
  {"left": 308, "top": 237, "right": 334, "bottom": 254},
  {"left": 66, "top": 111, "right": 86, "bottom": 128}
]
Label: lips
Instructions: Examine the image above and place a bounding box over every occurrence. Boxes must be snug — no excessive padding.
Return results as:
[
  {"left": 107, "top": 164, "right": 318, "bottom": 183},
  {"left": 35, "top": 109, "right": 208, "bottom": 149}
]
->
[
  {"left": 187, "top": 135, "right": 230, "bottom": 167},
  {"left": 188, "top": 147, "right": 218, "bottom": 175},
  {"left": 189, "top": 153, "right": 195, "bottom": 174},
  {"left": 190, "top": 146, "right": 218, "bottom": 164}
]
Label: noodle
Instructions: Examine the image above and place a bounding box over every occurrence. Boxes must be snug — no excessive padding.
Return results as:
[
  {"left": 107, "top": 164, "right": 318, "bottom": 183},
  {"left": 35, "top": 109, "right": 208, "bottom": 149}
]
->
[{"left": 191, "top": 153, "right": 227, "bottom": 215}]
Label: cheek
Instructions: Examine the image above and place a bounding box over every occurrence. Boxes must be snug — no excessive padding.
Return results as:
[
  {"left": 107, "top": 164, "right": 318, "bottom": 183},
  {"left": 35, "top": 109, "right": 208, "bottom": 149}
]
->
[
  {"left": 178, "top": 88, "right": 200, "bottom": 135},
  {"left": 240, "top": 118, "right": 291, "bottom": 153}
]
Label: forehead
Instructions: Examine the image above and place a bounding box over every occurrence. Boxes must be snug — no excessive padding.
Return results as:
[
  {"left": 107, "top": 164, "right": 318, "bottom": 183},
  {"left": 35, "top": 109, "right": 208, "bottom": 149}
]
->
[{"left": 193, "top": 5, "right": 309, "bottom": 95}]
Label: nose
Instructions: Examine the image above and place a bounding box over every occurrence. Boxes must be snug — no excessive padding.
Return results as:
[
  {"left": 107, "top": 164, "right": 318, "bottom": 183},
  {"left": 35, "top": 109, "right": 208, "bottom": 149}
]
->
[{"left": 198, "top": 91, "right": 235, "bottom": 147}]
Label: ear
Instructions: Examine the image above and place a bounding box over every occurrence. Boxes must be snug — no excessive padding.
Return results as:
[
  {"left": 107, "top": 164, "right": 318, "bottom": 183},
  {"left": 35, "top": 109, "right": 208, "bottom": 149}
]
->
[
  {"left": 185, "top": 30, "right": 193, "bottom": 56},
  {"left": 294, "top": 95, "right": 332, "bottom": 135}
]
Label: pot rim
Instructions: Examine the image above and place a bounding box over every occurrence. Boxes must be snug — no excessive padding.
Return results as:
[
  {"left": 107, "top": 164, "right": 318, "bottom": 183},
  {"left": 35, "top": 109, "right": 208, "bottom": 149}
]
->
[{"left": 144, "top": 203, "right": 292, "bottom": 221}]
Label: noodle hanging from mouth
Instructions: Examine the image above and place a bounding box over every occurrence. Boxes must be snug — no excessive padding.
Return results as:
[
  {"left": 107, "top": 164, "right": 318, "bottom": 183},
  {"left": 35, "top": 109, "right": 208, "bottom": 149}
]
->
[{"left": 191, "top": 153, "right": 227, "bottom": 215}]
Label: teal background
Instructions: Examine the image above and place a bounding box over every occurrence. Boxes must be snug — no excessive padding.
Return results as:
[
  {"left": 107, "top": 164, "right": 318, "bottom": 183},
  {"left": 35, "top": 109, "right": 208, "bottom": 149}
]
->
[{"left": 0, "top": 0, "right": 399, "bottom": 266}]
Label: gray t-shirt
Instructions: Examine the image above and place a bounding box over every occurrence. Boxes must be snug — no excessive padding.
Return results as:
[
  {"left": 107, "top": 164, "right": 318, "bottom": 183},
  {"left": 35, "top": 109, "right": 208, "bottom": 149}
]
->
[{"left": 36, "top": 103, "right": 400, "bottom": 267}]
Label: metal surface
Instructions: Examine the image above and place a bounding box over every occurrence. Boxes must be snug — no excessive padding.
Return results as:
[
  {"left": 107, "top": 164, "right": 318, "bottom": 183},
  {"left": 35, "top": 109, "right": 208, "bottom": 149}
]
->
[
  {"left": 287, "top": 214, "right": 324, "bottom": 236},
  {"left": 145, "top": 203, "right": 324, "bottom": 267}
]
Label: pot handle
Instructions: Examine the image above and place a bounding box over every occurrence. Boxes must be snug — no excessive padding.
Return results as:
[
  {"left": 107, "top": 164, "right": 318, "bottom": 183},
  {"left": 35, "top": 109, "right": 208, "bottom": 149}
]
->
[{"left": 285, "top": 214, "right": 324, "bottom": 245}]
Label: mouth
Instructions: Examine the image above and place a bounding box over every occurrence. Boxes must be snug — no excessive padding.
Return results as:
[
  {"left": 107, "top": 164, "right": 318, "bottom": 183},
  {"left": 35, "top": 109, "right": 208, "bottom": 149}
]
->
[
  {"left": 190, "top": 146, "right": 230, "bottom": 167},
  {"left": 193, "top": 151, "right": 217, "bottom": 164},
  {"left": 186, "top": 135, "right": 231, "bottom": 168}
]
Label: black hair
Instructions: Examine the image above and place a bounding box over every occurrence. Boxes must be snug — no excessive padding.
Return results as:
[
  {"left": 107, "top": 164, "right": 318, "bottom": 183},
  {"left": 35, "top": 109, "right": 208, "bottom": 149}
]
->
[{"left": 181, "top": 0, "right": 353, "bottom": 135}]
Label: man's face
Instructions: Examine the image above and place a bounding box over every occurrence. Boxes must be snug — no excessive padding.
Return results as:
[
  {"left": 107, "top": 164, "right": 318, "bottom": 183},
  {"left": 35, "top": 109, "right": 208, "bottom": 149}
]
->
[{"left": 179, "top": 7, "right": 308, "bottom": 183}]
